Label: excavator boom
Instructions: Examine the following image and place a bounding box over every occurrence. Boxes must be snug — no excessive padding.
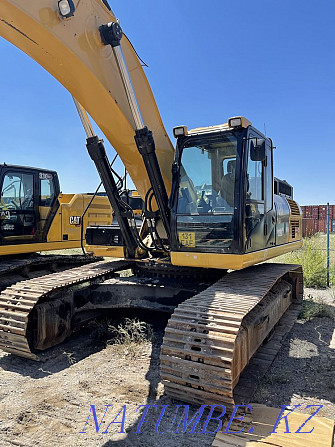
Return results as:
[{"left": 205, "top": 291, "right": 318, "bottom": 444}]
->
[{"left": 0, "top": 0, "right": 174, "bottom": 200}]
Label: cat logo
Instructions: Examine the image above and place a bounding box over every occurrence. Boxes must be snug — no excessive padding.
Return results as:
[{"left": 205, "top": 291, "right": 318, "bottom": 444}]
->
[{"left": 69, "top": 216, "right": 81, "bottom": 226}]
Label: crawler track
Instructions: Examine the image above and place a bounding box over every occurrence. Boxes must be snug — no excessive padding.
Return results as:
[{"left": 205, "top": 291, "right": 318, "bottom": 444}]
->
[
  {"left": 160, "top": 263, "right": 303, "bottom": 409},
  {"left": 0, "top": 254, "right": 103, "bottom": 296},
  {"left": 0, "top": 259, "right": 133, "bottom": 360}
]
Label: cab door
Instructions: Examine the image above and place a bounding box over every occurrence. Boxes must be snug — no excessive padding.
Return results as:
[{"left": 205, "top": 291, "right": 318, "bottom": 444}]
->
[
  {"left": 38, "top": 172, "right": 58, "bottom": 240},
  {"left": 245, "top": 134, "right": 275, "bottom": 251},
  {"left": 0, "top": 169, "right": 39, "bottom": 244}
]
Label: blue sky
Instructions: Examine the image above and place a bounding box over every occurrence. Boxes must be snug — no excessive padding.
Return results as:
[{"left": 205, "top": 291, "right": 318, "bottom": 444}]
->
[{"left": 0, "top": 0, "right": 334, "bottom": 205}]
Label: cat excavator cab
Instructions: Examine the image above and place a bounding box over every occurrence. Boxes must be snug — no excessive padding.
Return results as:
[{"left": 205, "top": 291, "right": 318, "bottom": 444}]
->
[{"left": 0, "top": 163, "right": 114, "bottom": 255}]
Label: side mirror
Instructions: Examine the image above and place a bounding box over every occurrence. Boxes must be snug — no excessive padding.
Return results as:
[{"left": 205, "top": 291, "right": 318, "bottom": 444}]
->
[{"left": 250, "top": 138, "right": 266, "bottom": 162}]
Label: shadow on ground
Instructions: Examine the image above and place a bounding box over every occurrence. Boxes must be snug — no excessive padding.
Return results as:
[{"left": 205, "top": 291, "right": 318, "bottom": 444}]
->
[
  {"left": 0, "top": 309, "right": 169, "bottom": 379},
  {"left": 253, "top": 310, "right": 335, "bottom": 410}
]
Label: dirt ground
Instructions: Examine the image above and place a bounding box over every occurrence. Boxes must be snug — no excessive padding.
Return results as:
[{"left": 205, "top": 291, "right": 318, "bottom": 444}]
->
[
  {"left": 253, "top": 287, "right": 335, "bottom": 419},
  {"left": 0, "top": 287, "right": 334, "bottom": 446}
]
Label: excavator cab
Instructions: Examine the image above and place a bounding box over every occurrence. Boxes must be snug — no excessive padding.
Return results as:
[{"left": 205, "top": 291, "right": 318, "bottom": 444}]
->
[
  {"left": 169, "top": 117, "right": 287, "bottom": 266},
  {"left": 171, "top": 129, "right": 239, "bottom": 252},
  {"left": 0, "top": 165, "right": 59, "bottom": 244},
  {"left": 0, "top": 164, "right": 115, "bottom": 255}
]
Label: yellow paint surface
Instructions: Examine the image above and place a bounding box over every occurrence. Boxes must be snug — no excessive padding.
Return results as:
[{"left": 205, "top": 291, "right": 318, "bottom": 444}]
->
[{"left": 171, "top": 241, "right": 303, "bottom": 270}]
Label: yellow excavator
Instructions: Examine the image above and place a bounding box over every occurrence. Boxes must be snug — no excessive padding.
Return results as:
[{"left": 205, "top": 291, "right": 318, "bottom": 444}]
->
[
  {"left": 0, "top": 1, "right": 303, "bottom": 409},
  {"left": 0, "top": 163, "right": 114, "bottom": 255}
]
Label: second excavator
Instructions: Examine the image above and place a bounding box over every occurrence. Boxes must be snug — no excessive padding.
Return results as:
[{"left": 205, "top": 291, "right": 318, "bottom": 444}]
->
[
  {"left": 0, "top": 163, "right": 113, "bottom": 255},
  {"left": 0, "top": 0, "right": 303, "bottom": 409}
]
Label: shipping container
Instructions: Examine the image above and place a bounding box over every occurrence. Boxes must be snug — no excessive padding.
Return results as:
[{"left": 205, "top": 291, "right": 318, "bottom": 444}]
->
[
  {"left": 302, "top": 218, "right": 316, "bottom": 237},
  {"left": 296, "top": 205, "right": 335, "bottom": 235},
  {"left": 319, "top": 205, "right": 327, "bottom": 220},
  {"left": 301, "top": 205, "right": 315, "bottom": 218},
  {"left": 317, "top": 205, "right": 335, "bottom": 220},
  {"left": 301, "top": 206, "right": 308, "bottom": 218},
  {"left": 309, "top": 205, "right": 318, "bottom": 219},
  {"left": 317, "top": 219, "right": 327, "bottom": 233},
  {"left": 301, "top": 206, "right": 307, "bottom": 218},
  {"left": 302, "top": 204, "right": 335, "bottom": 220}
]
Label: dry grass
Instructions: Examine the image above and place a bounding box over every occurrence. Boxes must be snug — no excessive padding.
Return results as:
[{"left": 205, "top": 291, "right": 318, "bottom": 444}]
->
[
  {"left": 106, "top": 318, "right": 153, "bottom": 345},
  {"left": 299, "top": 294, "right": 335, "bottom": 321},
  {"left": 328, "top": 287, "right": 335, "bottom": 302},
  {"left": 253, "top": 384, "right": 272, "bottom": 402},
  {"left": 262, "top": 371, "right": 291, "bottom": 385},
  {"left": 253, "top": 372, "right": 291, "bottom": 403},
  {"left": 89, "top": 317, "right": 153, "bottom": 359},
  {"left": 62, "top": 351, "right": 77, "bottom": 365},
  {"left": 269, "top": 233, "right": 335, "bottom": 288}
]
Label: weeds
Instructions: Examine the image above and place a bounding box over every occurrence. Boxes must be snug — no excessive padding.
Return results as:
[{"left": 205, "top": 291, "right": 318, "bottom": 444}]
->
[
  {"left": 253, "top": 384, "right": 272, "bottom": 402},
  {"left": 62, "top": 351, "right": 76, "bottom": 365},
  {"left": 264, "top": 371, "right": 290, "bottom": 385},
  {"left": 299, "top": 294, "right": 334, "bottom": 321},
  {"left": 106, "top": 318, "right": 153, "bottom": 345},
  {"left": 328, "top": 287, "right": 335, "bottom": 303},
  {"left": 254, "top": 372, "right": 288, "bottom": 403},
  {"left": 89, "top": 317, "right": 153, "bottom": 359},
  {"left": 108, "top": 318, "right": 153, "bottom": 359},
  {"left": 270, "top": 234, "right": 335, "bottom": 288}
]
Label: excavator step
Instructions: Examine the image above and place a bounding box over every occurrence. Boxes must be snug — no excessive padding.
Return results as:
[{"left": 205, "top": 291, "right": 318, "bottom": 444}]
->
[{"left": 160, "top": 263, "right": 303, "bottom": 410}]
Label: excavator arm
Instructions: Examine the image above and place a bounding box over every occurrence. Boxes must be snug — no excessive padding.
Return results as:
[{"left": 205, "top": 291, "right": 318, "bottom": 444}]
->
[{"left": 0, "top": 0, "right": 174, "bottom": 201}]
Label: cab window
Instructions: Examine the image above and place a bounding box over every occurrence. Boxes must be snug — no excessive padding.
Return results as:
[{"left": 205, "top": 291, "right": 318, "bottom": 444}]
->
[
  {"left": 40, "top": 177, "right": 55, "bottom": 207},
  {"left": 265, "top": 142, "right": 273, "bottom": 212},
  {"left": 245, "top": 142, "right": 265, "bottom": 237},
  {"left": 176, "top": 133, "right": 238, "bottom": 251},
  {"left": 1, "top": 172, "right": 34, "bottom": 210},
  {"left": 247, "top": 158, "right": 264, "bottom": 204}
]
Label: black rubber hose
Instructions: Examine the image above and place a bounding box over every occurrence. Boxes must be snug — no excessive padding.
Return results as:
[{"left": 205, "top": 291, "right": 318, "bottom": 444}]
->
[
  {"left": 101, "top": 0, "right": 112, "bottom": 11},
  {"left": 81, "top": 153, "right": 118, "bottom": 254}
]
